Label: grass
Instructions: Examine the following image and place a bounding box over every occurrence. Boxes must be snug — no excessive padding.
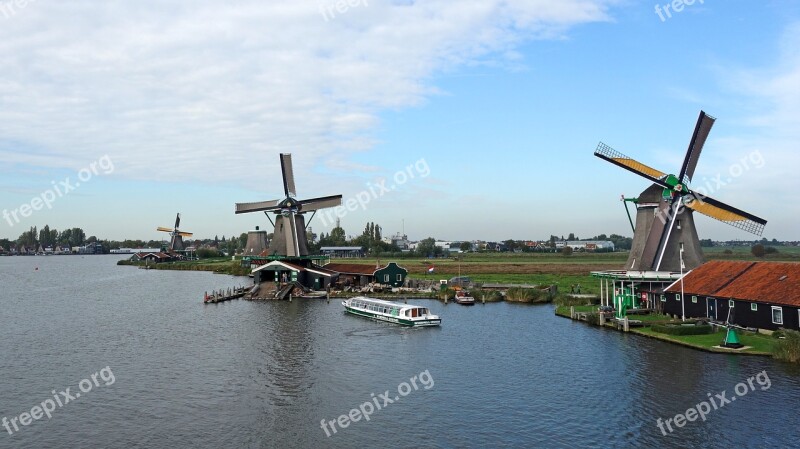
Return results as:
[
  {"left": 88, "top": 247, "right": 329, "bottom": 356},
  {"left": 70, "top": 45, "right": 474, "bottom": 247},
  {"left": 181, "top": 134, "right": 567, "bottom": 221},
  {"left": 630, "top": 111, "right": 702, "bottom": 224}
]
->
[{"left": 634, "top": 327, "right": 775, "bottom": 355}]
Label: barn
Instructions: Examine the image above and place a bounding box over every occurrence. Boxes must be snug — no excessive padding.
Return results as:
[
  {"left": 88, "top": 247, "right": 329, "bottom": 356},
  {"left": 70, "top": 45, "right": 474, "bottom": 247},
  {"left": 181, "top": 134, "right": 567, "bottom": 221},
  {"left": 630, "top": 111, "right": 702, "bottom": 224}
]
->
[{"left": 663, "top": 260, "right": 800, "bottom": 331}]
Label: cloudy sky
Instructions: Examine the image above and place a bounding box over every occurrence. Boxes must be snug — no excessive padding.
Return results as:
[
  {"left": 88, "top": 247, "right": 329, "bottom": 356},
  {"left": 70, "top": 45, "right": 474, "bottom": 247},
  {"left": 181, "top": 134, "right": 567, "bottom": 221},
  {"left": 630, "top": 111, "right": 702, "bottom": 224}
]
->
[{"left": 1, "top": 0, "right": 798, "bottom": 242}]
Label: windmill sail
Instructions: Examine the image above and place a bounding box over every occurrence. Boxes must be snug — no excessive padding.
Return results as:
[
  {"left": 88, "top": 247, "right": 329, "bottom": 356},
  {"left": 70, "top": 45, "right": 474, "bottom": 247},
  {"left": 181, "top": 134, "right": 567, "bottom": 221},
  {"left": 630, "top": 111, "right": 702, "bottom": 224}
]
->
[{"left": 679, "top": 111, "right": 715, "bottom": 184}]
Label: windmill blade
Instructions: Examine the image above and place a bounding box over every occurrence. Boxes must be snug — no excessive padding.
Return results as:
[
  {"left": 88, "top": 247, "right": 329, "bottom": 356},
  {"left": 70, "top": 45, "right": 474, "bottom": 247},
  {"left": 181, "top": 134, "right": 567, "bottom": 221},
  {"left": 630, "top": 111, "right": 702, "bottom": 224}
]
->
[
  {"left": 177, "top": 232, "right": 193, "bottom": 237},
  {"left": 156, "top": 227, "right": 174, "bottom": 232},
  {"left": 300, "top": 195, "right": 343, "bottom": 212},
  {"left": 280, "top": 153, "right": 297, "bottom": 198},
  {"left": 284, "top": 213, "right": 300, "bottom": 257},
  {"left": 684, "top": 194, "right": 767, "bottom": 236},
  {"left": 679, "top": 111, "right": 716, "bottom": 183},
  {"left": 174, "top": 213, "right": 181, "bottom": 230},
  {"left": 594, "top": 142, "right": 670, "bottom": 189},
  {"left": 235, "top": 199, "right": 282, "bottom": 214}
]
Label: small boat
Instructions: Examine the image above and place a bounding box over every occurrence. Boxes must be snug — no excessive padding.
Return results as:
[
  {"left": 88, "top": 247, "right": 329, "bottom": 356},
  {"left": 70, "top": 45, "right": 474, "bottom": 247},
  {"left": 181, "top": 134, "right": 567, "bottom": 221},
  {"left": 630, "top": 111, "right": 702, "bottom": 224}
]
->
[
  {"left": 342, "top": 296, "right": 441, "bottom": 327},
  {"left": 454, "top": 290, "right": 475, "bottom": 306}
]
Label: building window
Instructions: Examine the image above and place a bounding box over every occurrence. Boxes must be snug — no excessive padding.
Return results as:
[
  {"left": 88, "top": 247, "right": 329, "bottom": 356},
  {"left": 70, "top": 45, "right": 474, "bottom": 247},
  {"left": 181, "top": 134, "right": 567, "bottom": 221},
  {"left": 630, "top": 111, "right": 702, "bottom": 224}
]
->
[
  {"left": 772, "top": 306, "right": 783, "bottom": 325},
  {"left": 691, "top": 296, "right": 698, "bottom": 303},
  {"left": 729, "top": 300, "right": 735, "bottom": 308},
  {"left": 675, "top": 294, "right": 681, "bottom": 301},
  {"left": 384, "top": 274, "right": 390, "bottom": 282},
  {"left": 396, "top": 274, "right": 402, "bottom": 282},
  {"left": 751, "top": 303, "right": 758, "bottom": 312},
  {"left": 660, "top": 295, "right": 666, "bottom": 302}
]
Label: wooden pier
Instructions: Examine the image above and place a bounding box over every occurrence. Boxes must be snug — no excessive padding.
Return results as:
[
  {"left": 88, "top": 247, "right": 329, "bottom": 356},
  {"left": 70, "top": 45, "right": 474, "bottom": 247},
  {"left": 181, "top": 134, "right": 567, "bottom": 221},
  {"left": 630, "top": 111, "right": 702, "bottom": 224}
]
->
[{"left": 203, "top": 286, "right": 247, "bottom": 304}]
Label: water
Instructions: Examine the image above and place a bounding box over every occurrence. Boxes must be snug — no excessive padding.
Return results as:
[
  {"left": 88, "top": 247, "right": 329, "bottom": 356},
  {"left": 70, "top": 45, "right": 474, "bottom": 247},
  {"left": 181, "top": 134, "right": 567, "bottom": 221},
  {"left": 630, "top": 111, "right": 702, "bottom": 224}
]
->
[{"left": 1, "top": 255, "right": 799, "bottom": 448}]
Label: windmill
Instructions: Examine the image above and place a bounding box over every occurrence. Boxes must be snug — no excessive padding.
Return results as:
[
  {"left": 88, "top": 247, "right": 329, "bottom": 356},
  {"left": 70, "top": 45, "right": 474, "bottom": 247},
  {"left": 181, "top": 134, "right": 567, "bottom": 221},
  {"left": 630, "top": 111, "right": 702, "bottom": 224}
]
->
[
  {"left": 157, "top": 213, "right": 193, "bottom": 252},
  {"left": 235, "top": 153, "right": 342, "bottom": 258},
  {"left": 595, "top": 111, "right": 767, "bottom": 272}
]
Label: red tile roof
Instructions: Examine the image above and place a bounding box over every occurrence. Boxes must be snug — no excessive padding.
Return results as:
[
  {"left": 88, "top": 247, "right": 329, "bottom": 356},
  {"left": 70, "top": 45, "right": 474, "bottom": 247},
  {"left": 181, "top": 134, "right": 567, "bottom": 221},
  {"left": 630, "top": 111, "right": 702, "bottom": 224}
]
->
[
  {"left": 324, "top": 263, "right": 378, "bottom": 275},
  {"left": 666, "top": 260, "right": 800, "bottom": 307}
]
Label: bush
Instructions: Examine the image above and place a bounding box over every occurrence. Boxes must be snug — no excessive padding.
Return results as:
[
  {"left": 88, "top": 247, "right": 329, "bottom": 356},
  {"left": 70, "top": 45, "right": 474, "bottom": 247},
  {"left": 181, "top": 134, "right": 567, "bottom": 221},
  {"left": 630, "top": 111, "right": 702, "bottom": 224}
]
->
[
  {"left": 773, "top": 329, "right": 800, "bottom": 363},
  {"left": 468, "top": 288, "right": 503, "bottom": 303},
  {"left": 652, "top": 324, "right": 714, "bottom": 336},
  {"left": 751, "top": 244, "right": 765, "bottom": 258},
  {"left": 585, "top": 312, "right": 600, "bottom": 326},
  {"left": 197, "top": 248, "right": 223, "bottom": 259},
  {"left": 561, "top": 247, "right": 573, "bottom": 256},
  {"left": 506, "top": 287, "right": 546, "bottom": 303}
]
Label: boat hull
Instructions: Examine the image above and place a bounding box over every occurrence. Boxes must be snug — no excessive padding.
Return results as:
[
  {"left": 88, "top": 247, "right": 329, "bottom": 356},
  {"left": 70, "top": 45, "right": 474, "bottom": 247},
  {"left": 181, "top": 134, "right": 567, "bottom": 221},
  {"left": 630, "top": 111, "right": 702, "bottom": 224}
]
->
[{"left": 343, "top": 306, "right": 441, "bottom": 327}]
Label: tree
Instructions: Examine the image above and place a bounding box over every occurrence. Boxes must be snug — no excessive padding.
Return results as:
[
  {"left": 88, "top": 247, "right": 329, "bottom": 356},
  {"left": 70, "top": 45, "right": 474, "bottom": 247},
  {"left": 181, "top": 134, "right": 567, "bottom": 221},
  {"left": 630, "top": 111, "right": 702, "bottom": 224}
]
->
[
  {"left": 416, "top": 237, "right": 441, "bottom": 257},
  {"left": 503, "top": 239, "right": 519, "bottom": 252},
  {"left": 751, "top": 244, "right": 765, "bottom": 258},
  {"left": 69, "top": 228, "right": 85, "bottom": 247},
  {"left": 561, "top": 246, "right": 573, "bottom": 256},
  {"left": 460, "top": 241, "right": 472, "bottom": 252},
  {"left": 17, "top": 226, "right": 37, "bottom": 248},
  {"left": 567, "top": 233, "right": 576, "bottom": 241}
]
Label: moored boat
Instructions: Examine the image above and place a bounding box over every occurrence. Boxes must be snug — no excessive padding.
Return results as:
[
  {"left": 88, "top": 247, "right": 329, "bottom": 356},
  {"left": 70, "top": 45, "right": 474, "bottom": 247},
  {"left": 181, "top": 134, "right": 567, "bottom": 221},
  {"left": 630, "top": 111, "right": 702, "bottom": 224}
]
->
[
  {"left": 342, "top": 296, "right": 441, "bottom": 327},
  {"left": 454, "top": 290, "right": 475, "bottom": 306}
]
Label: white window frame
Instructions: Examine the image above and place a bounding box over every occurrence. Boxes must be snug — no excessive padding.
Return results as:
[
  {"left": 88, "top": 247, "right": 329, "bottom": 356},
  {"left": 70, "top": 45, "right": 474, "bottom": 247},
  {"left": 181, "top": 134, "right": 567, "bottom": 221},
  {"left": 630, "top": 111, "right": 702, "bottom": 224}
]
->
[
  {"left": 396, "top": 274, "right": 402, "bottom": 282},
  {"left": 772, "top": 306, "right": 783, "bottom": 325},
  {"left": 729, "top": 299, "right": 735, "bottom": 308},
  {"left": 675, "top": 294, "right": 681, "bottom": 301},
  {"left": 691, "top": 296, "right": 698, "bottom": 304},
  {"left": 751, "top": 303, "right": 758, "bottom": 312},
  {"left": 660, "top": 295, "right": 666, "bottom": 302},
  {"left": 384, "top": 274, "right": 390, "bottom": 282}
]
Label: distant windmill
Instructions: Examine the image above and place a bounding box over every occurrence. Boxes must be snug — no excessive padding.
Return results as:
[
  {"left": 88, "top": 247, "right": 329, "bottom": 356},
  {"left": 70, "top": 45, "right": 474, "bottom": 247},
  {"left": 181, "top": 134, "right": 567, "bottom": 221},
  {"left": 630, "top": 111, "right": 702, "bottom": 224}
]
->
[
  {"left": 594, "top": 111, "right": 767, "bottom": 272},
  {"left": 235, "top": 154, "right": 342, "bottom": 257},
  {"left": 157, "top": 213, "right": 193, "bottom": 252}
]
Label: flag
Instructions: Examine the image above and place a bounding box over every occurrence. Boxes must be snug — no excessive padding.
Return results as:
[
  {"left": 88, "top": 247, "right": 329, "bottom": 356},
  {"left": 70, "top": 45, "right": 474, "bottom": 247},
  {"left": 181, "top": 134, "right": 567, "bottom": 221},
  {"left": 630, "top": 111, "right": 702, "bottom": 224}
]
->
[{"left": 427, "top": 265, "right": 435, "bottom": 273}]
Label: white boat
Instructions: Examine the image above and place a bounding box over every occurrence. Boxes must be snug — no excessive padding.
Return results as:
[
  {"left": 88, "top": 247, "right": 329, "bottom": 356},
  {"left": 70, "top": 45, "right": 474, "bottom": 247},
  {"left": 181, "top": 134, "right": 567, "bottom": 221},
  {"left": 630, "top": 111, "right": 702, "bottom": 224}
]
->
[
  {"left": 342, "top": 296, "right": 441, "bottom": 327},
  {"left": 454, "top": 290, "right": 475, "bottom": 305}
]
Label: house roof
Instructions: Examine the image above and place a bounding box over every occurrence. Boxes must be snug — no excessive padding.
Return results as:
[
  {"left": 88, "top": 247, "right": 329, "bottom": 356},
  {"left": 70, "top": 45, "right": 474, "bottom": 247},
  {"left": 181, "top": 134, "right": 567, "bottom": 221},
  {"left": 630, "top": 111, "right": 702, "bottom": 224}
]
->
[
  {"left": 665, "top": 260, "right": 800, "bottom": 307},
  {"left": 252, "top": 260, "right": 333, "bottom": 277},
  {"left": 324, "top": 263, "right": 378, "bottom": 276}
]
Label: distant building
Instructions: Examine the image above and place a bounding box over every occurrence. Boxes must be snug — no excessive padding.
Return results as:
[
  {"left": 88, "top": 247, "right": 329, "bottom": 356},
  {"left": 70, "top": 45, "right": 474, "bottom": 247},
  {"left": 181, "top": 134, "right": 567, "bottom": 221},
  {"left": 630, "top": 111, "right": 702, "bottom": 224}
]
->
[
  {"left": 134, "top": 252, "right": 174, "bottom": 263},
  {"left": 78, "top": 242, "right": 104, "bottom": 254},
  {"left": 320, "top": 246, "right": 365, "bottom": 258},
  {"left": 560, "top": 241, "right": 615, "bottom": 252},
  {"left": 323, "top": 262, "right": 408, "bottom": 288},
  {"left": 374, "top": 262, "right": 409, "bottom": 288},
  {"left": 112, "top": 248, "right": 161, "bottom": 254},
  {"left": 383, "top": 232, "right": 410, "bottom": 250}
]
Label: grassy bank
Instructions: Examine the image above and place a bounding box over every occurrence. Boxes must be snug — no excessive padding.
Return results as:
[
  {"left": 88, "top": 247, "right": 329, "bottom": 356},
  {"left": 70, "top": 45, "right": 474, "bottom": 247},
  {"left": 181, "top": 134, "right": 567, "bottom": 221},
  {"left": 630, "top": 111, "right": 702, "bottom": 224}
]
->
[{"left": 118, "top": 258, "right": 250, "bottom": 276}]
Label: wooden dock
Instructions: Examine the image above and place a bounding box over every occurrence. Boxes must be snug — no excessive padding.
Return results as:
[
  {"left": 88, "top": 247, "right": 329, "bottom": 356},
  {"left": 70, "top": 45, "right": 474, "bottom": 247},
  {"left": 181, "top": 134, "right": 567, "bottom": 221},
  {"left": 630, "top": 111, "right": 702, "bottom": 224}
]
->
[{"left": 204, "top": 286, "right": 247, "bottom": 304}]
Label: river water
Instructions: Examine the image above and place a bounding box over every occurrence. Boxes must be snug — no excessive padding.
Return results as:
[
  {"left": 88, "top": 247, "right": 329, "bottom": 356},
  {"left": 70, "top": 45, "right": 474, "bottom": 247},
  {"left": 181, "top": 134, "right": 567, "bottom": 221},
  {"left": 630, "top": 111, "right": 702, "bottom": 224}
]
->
[{"left": 1, "top": 255, "right": 799, "bottom": 448}]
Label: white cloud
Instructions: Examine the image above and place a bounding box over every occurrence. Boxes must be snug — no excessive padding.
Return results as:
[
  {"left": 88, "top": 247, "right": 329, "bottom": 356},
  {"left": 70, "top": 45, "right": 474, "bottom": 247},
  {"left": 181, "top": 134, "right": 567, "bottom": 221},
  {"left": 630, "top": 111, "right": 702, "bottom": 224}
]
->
[{"left": 0, "top": 0, "right": 613, "bottom": 187}]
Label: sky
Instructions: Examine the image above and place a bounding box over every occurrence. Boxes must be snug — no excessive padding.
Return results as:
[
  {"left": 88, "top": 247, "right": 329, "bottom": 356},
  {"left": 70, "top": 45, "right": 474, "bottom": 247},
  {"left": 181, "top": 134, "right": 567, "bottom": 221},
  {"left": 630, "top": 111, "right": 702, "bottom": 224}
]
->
[{"left": 1, "top": 0, "right": 799, "bottom": 243}]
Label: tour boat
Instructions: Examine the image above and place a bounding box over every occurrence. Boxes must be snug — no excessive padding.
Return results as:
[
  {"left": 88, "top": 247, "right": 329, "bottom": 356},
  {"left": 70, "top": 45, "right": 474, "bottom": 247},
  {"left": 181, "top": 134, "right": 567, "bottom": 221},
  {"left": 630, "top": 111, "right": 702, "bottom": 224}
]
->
[
  {"left": 342, "top": 296, "right": 441, "bottom": 327},
  {"left": 454, "top": 290, "right": 475, "bottom": 305}
]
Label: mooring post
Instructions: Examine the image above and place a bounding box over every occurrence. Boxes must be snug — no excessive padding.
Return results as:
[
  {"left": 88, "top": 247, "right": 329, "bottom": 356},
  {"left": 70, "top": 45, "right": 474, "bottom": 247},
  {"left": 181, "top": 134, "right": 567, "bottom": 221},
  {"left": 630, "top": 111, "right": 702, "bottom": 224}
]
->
[
  {"left": 570, "top": 306, "right": 575, "bottom": 319},
  {"left": 623, "top": 316, "right": 629, "bottom": 332},
  {"left": 599, "top": 312, "right": 606, "bottom": 326},
  {"left": 444, "top": 294, "right": 448, "bottom": 304},
  {"left": 289, "top": 294, "right": 292, "bottom": 302}
]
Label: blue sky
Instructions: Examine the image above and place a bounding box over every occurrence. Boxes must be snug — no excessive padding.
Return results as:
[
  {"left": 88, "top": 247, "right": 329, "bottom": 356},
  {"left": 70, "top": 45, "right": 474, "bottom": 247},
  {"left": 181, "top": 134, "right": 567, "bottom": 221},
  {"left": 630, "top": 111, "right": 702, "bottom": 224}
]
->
[{"left": 1, "top": 1, "right": 798, "bottom": 243}]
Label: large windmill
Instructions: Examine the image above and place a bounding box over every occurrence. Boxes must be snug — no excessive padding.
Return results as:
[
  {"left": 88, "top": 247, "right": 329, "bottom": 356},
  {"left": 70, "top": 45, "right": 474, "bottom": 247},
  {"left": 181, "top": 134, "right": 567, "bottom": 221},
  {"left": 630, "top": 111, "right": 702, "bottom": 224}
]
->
[
  {"left": 235, "top": 153, "right": 342, "bottom": 258},
  {"left": 595, "top": 111, "right": 767, "bottom": 272},
  {"left": 157, "top": 213, "right": 193, "bottom": 252}
]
